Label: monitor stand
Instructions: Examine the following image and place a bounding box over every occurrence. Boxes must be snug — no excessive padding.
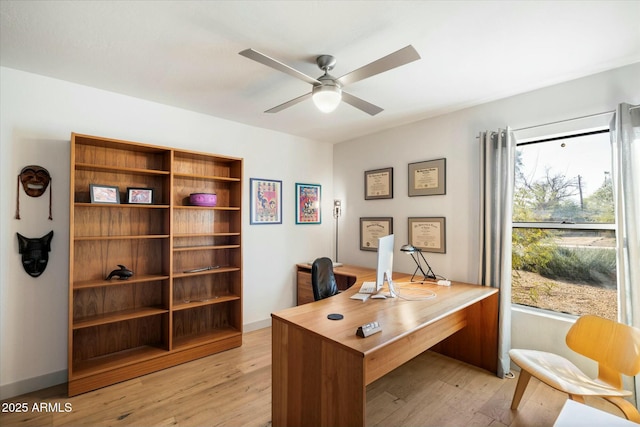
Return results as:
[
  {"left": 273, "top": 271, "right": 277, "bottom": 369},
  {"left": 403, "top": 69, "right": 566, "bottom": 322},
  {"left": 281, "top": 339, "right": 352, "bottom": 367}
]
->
[{"left": 376, "top": 271, "right": 397, "bottom": 298}]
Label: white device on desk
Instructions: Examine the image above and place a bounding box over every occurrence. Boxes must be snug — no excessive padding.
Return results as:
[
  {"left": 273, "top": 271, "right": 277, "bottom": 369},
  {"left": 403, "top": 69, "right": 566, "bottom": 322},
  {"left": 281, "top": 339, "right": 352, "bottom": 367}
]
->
[
  {"left": 350, "top": 281, "right": 376, "bottom": 300},
  {"left": 358, "top": 281, "right": 376, "bottom": 294},
  {"left": 372, "top": 235, "right": 397, "bottom": 298},
  {"left": 351, "top": 234, "right": 397, "bottom": 300},
  {"left": 371, "top": 271, "right": 397, "bottom": 299}
]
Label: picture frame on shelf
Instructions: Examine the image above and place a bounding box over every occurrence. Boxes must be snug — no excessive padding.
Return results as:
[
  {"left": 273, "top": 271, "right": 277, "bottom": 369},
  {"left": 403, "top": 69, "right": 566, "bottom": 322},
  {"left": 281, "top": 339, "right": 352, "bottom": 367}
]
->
[
  {"left": 364, "top": 167, "right": 393, "bottom": 200},
  {"left": 90, "top": 184, "right": 120, "bottom": 204},
  {"left": 126, "top": 187, "right": 153, "bottom": 204},
  {"left": 408, "top": 217, "right": 446, "bottom": 253},
  {"left": 360, "top": 217, "right": 393, "bottom": 251},
  {"left": 295, "top": 183, "right": 321, "bottom": 224},
  {"left": 408, "top": 158, "right": 446, "bottom": 196},
  {"left": 250, "top": 178, "right": 282, "bottom": 224}
]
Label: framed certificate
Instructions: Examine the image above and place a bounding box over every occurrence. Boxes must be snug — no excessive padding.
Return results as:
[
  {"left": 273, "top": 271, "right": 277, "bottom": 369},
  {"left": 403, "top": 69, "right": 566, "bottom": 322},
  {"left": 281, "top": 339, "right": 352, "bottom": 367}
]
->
[
  {"left": 408, "top": 217, "right": 446, "bottom": 253},
  {"left": 408, "top": 158, "right": 446, "bottom": 196},
  {"left": 360, "top": 217, "right": 393, "bottom": 251},
  {"left": 364, "top": 167, "right": 393, "bottom": 200}
]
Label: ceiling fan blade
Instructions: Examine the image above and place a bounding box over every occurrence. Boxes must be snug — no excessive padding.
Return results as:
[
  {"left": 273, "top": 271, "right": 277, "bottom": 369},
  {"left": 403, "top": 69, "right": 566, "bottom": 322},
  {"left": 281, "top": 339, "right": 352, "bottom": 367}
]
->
[
  {"left": 342, "top": 92, "right": 383, "bottom": 116},
  {"left": 239, "top": 49, "right": 321, "bottom": 86},
  {"left": 337, "top": 45, "right": 421, "bottom": 86},
  {"left": 265, "top": 92, "right": 312, "bottom": 113}
]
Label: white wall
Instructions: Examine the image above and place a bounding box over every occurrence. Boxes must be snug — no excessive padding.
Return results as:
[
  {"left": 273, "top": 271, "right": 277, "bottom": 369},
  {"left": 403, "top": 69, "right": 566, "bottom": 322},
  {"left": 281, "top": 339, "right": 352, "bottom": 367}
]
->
[
  {"left": 334, "top": 62, "right": 640, "bottom": 373},
  {"left": 0, "top": 67, "right": 334, "bottom": 398}
]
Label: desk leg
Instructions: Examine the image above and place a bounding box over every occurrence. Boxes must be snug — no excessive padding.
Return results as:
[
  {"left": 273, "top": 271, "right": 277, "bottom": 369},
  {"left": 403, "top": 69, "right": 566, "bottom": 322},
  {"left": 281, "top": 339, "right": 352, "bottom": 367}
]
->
[
  {"left": 432, "top": 292, "right": 499, "bottom": 374},
  {"left": 272, "top": 317, "right": 365, "bottom": 427}
]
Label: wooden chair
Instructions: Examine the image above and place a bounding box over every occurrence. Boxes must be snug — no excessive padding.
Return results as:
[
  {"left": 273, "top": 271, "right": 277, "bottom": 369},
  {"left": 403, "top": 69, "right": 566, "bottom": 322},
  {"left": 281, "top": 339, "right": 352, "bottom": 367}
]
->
[{"left": 509, "top": 315, "right": 640, "bottom": 422}]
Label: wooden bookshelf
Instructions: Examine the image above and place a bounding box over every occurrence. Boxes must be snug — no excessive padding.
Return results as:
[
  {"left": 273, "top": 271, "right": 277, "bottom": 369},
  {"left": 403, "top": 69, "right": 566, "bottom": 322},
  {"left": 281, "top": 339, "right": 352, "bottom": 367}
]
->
[{"left": 68, "top": 133, "right": 243, "bottom": 396}]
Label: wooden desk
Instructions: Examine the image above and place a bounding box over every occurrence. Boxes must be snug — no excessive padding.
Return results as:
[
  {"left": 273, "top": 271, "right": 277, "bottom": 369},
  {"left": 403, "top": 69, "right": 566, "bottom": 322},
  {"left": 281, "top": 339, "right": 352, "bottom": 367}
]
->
[{"left": 273, "top": 269, "right": 499, "bottom": 427}]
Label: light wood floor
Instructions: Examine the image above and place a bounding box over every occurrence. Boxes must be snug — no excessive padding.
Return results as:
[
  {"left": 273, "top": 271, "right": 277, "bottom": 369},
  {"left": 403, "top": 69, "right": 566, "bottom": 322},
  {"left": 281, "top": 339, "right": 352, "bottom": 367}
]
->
[{"left": 1, "top": 327, "right": 627, "bottom": 427}]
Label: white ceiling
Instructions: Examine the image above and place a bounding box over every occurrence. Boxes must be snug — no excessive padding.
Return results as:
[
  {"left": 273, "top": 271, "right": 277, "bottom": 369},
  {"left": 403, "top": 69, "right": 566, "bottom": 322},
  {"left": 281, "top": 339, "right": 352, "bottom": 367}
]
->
[{"left": 1, "top": 1, "right": 639, "bottom": 143}]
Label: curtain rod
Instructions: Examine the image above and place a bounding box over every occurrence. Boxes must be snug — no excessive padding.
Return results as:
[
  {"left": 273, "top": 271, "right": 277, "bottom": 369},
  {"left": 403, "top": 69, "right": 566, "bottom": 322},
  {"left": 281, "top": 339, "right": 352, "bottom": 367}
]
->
[
  {"left": 514, "top": 104, "right": 639, "bottom": 132},
  {"left": 513, "top": 110, "right": 614, "bottom": 132},
  {"left": 476, "top": 104, "right": 639, "bottom": 138}
]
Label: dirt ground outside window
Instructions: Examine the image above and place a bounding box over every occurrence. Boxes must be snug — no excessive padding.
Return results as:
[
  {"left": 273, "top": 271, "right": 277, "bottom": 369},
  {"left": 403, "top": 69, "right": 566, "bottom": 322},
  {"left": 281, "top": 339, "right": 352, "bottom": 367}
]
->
[{"left": 512, "top": 270, "right": 617, "bottom": 321}]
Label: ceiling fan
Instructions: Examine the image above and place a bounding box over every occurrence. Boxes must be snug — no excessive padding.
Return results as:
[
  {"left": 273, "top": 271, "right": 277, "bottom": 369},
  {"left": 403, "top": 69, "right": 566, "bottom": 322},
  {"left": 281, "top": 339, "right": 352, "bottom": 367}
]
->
[{"left": 239, "top": 45, "right": 420, "bottom": 115}]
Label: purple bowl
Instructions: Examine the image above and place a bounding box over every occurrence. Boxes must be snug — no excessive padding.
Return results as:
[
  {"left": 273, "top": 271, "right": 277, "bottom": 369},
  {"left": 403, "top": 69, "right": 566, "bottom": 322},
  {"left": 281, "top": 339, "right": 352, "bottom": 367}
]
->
[{"left": 189, "top": 193, "right": 217, "bottom": 207}]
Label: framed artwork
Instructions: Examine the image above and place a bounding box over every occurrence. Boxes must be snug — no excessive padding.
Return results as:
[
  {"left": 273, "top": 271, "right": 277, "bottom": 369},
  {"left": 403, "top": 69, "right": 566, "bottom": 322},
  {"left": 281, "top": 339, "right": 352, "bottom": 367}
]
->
[
  {"left": 126, "top": 187, "right": 153, "bottom": 204},
  {"left": 360, "top": 217, "right": 393, "bottom": 251},
  {"left": 408, "top": 158, "right": 446, "bottom": 196},
  {"left": 295, "top": 183, "right": 321, "bottom": 224},
  {"left": 250, "top": 178, "right": 282, "bottom": 224},
  {"left": 364, "top": 167, "right": 393, "bottom": 200},
  {"left": 408, "top": 217, "right": 446, "bottom": 253},
  {"left": 90, "top": 184, "right": 120, "bottom": 204}
]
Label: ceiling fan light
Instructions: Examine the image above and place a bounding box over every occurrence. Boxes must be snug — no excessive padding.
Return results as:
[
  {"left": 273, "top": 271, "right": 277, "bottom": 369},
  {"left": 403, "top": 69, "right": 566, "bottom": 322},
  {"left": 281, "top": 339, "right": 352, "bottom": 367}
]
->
[{"left": 312, "top": 85, "right": 342, "bottom": 113}]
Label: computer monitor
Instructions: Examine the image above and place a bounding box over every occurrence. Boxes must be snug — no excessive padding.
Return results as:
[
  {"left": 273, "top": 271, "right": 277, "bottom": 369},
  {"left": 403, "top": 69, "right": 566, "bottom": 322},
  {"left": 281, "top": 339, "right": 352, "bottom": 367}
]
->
[{"left": 376, "top": 234, "right": 395, "bottom": 295}]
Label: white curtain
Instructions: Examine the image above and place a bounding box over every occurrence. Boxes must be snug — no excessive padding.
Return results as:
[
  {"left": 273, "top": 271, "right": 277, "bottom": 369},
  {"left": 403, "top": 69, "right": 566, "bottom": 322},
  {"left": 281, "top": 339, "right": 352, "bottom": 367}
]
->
[
  {"left": 610, "top": 103, "right": 640, "bottom": 405},
  {"left": 478, "top": 128, "right": 516, "bottom": 378}
]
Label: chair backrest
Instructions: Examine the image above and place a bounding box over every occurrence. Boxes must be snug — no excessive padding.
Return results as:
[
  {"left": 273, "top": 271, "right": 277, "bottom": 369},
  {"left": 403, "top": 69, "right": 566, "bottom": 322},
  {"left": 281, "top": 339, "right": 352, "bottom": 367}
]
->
[
  {"left": 311, "top": 257, "right": 339, "bottom": 301},
  {"left": 566, "top": 315, "right": 640, "bottom": 388}
]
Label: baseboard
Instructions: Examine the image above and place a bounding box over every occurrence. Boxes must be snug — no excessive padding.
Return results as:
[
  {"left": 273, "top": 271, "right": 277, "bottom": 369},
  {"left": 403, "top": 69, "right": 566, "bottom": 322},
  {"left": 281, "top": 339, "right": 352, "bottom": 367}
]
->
[
  {"left": 0, "top": 369, "right": 67, "bottom": 400},
  {"left": 244, "top": 318, "right": 271, "bottom": 332}
]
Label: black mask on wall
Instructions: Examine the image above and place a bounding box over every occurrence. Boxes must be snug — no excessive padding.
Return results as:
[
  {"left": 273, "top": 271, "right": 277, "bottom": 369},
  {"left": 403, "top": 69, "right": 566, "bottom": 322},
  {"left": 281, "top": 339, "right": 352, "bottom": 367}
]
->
[{"left": 17, "top": 231, "right": 53, "bottom": 277}]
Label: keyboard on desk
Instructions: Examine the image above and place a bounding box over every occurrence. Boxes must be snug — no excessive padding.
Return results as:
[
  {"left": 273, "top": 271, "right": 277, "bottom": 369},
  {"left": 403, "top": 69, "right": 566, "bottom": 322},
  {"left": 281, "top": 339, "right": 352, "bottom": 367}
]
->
[
  {"left": 349, "top": 281, "right": 377, "bottom": 301},
  {"left": 358, "top": 281, "right": 376, "bottom": 294}
]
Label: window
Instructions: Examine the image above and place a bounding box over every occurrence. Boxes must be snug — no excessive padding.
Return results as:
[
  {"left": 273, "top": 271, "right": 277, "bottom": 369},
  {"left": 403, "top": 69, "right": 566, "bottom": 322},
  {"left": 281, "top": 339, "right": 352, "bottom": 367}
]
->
[{"left": 511, "top": 128, "right": 617, "bottom": 320}]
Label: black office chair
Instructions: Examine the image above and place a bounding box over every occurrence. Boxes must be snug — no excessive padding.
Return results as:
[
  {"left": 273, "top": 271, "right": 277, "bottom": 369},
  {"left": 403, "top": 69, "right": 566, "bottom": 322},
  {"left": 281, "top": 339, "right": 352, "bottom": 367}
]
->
[{"left": 311, "top": 257, "right": 339, "bottom": 301}]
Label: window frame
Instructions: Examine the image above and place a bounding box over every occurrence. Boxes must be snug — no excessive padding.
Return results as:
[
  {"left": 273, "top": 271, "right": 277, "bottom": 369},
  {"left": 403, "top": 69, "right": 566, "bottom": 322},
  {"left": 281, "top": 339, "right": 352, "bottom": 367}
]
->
[{"left": 511, "top": 122, "right": 617, "bottom": 317}]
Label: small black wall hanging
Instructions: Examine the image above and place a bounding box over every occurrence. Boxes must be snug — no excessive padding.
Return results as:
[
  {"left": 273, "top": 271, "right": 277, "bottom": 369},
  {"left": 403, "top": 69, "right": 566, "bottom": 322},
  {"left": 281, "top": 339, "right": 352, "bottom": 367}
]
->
[
  {"left": 15, "top": 165, "right": 52, "bottom": 220},
  {"left": 17, "top": 231, "right": 54, "bottom": 277}
]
